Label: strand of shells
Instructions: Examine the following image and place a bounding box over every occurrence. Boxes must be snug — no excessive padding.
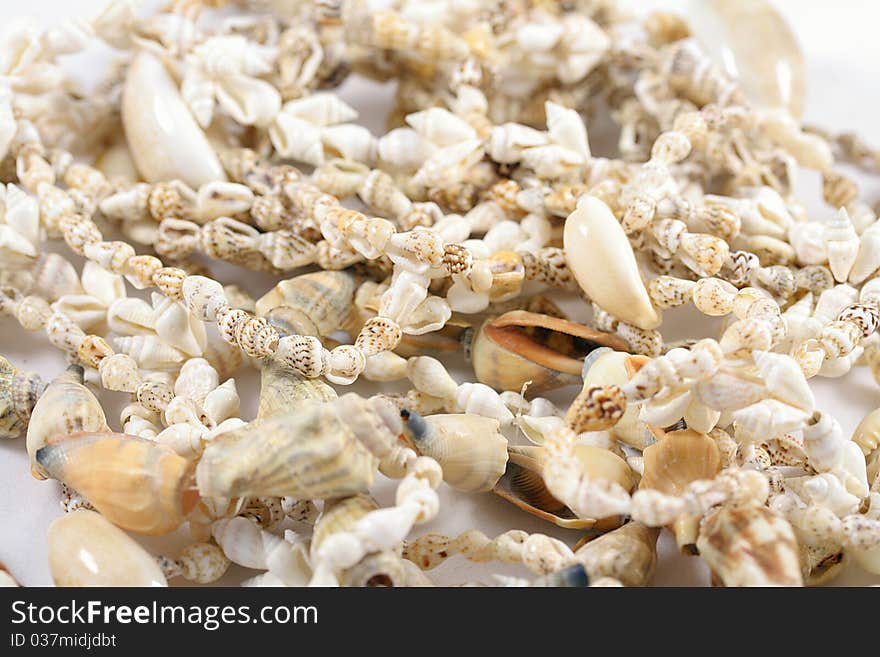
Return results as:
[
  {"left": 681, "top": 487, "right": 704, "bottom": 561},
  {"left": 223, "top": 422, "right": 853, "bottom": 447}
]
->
[{"left": 1, "top": 0, "right": 879, "bottom": 587}]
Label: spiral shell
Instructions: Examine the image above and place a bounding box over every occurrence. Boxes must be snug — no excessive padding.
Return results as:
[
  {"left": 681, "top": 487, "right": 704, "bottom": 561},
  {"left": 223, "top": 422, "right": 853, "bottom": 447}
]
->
[
  {"left": 256, "top": 270, "right": 358, "bottom": 337},
  {"left": 573, "top": 522, "right": 660, "bottom": 587},
  {"left": 0, "top": 356, "right": 44, "bottom": 439},
  {"left": 37, "top": 432, "right": 199, "bottom": 535}
]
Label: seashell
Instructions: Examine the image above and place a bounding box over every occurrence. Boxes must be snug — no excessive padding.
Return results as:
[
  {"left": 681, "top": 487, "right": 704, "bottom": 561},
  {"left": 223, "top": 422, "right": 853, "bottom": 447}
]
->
[
  {"left": 687, "top": 0, "right": 805, "bottom": 116},
  {"left": 281, "top": 93, "right": 357, "bottom": 126},
  {"left": 270, "top": 113, "right": 324, "bottom": 165},
  {"left": 122, "top": 51, "right": 225, "bottom": 187},
  {"left": 545, "top": 102, "right": 590, "bottom": 159},
  {"left": 752, "top": 350, "right": 814, "bottom": 412},
  {"left": 154, "top": 423, "right": 205, "bottom": 460},
  {"left": 214, "top": 74, "right": 281, "bottom": 127},
  {"left": 406, "top": 107, "right": 477, "bottom": 146},
  {"left": 582, "top": 348, "right": 652, "bottom": 449},
  {"left": 107, "top": 297, "right": 155, "bottom": 336},
  {"left": 401, "top": 412, "right": 508, "bottom": 492},
  {"left": 114, "top": 335, "right": 187, "bottom": 371},
  {"left": 212, "top": 517, "right": 312, "bottom": 586},
  {"left": 487, "top": 123, "right": 548, "bottom": 163},
  {"left": 25, "top": 253, "right": 82, "bottom": 302},
  {"left": 313, "top": 159, "right": 371, "bottom": 200},
  {"left": 256, "top": 270, "right": 358, "bottom": 337},
  {"left": 564, "top": 196, "right": 660, "bottom": 330},
  {"left": 202, "top": 379, "right": 240, "bottom": 426},
  {"left": 470, "top": 310, "right": 627, "bottom": 396},
  {"left": 697, "top": 503, "right": 803, "bottom": 586},
  {"left": 256, "top": 359, "right": 336, "bottom": 420},
  {"left": 26, "top": 366, "right": 108, "bottom": 479},
  {"left": 852, "top": 407, "right": 880, "bottom": 457},
  {"left": 339, "top": 551, "right": 415, "bottom": 587},
  {"left": 849, "top": 220, "right": 880, "bottom": 285},
  {"left": 311, "top": 494, "right": 378, "bottom": 561},
  {"left": 800, "top": 543, "right": 847, "bottom": 586},
  {"left": 322, "top": 124, "right": 378, "bottom": 163},
  {"left": 196, "top": 181, "right": 255, "bottom": 222},
  {"left": 731, "top": 399, "right": 810, "bottom": 444},
  {"left": 196, "top": 396, "right": 399, "bottom": 498},
  {"left": 94, "top": 136, "right": 140, "bottom": 185},
  {"left": 174, "top": 358, "right": 219, "bottom": 407},
  {"left": 152, "top": 294, "right": 207, "bottom": 356},
  {"left": 412, "top": 139, "right": 485, "bottom": 188},
  {"left": 493, "top": 444, "right": 634, "bottom": 530},
  {"left": 639, "top": 429, "right": 721, "bottom": 553},
  {"left": 824, "top": 208, "right": 859, "bottom": 283},
  {"left": 0, "top": 355, "right": 44, "bottom": 439},
  {"left": 37, "top": 432, "right": 198, "bottom": 535},
  {"left": 573, "top": 522, "right": 660, "bottom": 586},
  {"left": 48, "top": 510, "right": 167, "bottom": 587},
  {"left": 377, "top": 128, "right": 434, "bottom": 171}
]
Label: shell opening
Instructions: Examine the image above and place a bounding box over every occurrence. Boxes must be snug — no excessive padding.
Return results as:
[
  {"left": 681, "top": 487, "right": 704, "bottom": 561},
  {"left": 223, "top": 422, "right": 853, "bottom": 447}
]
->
[{"left": 483, "top": 322, "right": 605, "bottom": 376}]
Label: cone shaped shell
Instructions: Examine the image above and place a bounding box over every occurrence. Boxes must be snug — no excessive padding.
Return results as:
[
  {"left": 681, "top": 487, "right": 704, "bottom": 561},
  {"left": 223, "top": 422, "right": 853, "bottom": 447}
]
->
[
  {"left": 48, "top": 510, "right": 167, "bottom": 586},
  {"left": 37, "top": 433, "right": 198, "bottom": 535},
  {"left": 471, "top": 310, "right": 628, "bottom": 395},
  {"left": 563, "top": 196, "right": 660, "bottom": 330},
  {"left": 122, "top": 51, "right": 225, "bottom": 187},
  {"left": 196, "top": 400, "right": 379, "bottom": 499}
]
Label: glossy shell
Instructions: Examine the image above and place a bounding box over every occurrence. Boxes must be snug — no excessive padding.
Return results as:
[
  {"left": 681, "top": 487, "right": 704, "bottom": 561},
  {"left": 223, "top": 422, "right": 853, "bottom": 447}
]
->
[
  {"left": 470, "top": 310, "right": 628, "bottom": 395},
  {"left": 493, "top": 444, "right": 634, "bottom": 530},
  {"left": 255, "top": 271, "right": 358, "bottom": 337},
  {"left": 37, "top": 433, "right": 198, "bottom": 535},
  {"left": 48, "top": 510, "right": 167, "bottom": 586},
  {"left": 26, "top": 366, "right": 108, "bottom": 479}
]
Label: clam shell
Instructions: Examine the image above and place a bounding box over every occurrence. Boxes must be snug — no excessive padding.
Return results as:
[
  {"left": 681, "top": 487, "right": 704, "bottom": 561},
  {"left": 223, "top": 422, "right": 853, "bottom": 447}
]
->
[
  {"left": 256, "top": 270, "right": 358, "bottom": 337},
  {"left": 471, "top": 310, "right": 628, "bottom": 395},
  {"left": 26, "top": 366, "right": 108, "bottom": 479},
  {"left": 574, "top": 522, "right": 660, "bottom": 587},
  {"left": 493, "top": 444, "right": 634, "bottom": 529},
  {"left": 37, "top": 432, "right": 198, "bottom": 535},
  {"left": 697, "top": 503, "right": 803, "bottom": 586},
  {"left": 404, "top": 413, "right": 508, "bottom": 492},
  {"left": 196, "top": 398, "right": 387, "bottom": 498},
  {"left": 122, "top": 51, "right": 225, "bottom": 187},
  {"left": 563, "top": 196, "right": 660, "bottom": 330},
  {"left": 48, "top": 510, "right": 167, "bottom": 586}
]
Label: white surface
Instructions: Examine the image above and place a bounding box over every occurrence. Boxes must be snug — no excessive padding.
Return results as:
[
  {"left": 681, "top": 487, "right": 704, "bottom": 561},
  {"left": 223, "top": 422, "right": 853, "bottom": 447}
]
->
[{"left": 2, "top": 0, "right": 880, "bottom": 587}]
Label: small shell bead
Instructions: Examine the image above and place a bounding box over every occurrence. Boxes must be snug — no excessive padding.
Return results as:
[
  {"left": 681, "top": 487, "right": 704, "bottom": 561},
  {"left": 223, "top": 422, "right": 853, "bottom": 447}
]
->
[
  {"left": 153, "top": 268, "right": 188, "bottom": 300},
  {"left": 354, "top": 317, "right": 403, "bottom": 357},
  {"left": 273, "top": 334, "right": 328, "bottom": 378},
  {"left": 136, "top": 380, "right": 175, "bottom": 412},
  {"left": 235, "top": 316, "right": 279, "bottom": 358},
  {"left": 77, "top": 335, "right": 114, "bottom": 369}
]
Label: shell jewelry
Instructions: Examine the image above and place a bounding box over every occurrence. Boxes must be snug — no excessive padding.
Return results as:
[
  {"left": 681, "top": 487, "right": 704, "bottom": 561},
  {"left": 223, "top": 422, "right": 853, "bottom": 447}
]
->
[{"left": 0, "top": 0, "right": 879, "bottom": 588}]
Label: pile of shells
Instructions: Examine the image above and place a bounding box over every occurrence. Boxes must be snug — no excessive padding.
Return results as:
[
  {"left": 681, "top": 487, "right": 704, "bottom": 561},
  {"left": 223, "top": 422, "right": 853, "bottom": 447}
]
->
[{"left": 0, "top": 0, "right": 879, "bottom": 588}]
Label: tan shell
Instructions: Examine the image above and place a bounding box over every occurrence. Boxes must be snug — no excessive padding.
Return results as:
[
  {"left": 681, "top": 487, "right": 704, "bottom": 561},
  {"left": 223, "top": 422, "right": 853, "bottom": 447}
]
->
[
  {"left": 574, "top": 522, "right": 660, "bottom": 587},
  {"left": 582, "top": 349, "right": 652, "bottom": 449},
  {"left": 37, "top": 432, "right": 198, "bottom": 535},
  {"left": 493, "top": 444, "right": 635, "bottom": 530},
  {"left": 311, "top": 495, "right": 379, "bottom": 561},
  {"left": 697, "top": 503, "right": 803, "bottom": 587},
  {"left": 197, "top": 396, "right": 398, "bottom": 499},
  {"left": 852, "top": 407, "right": 880, "bottom": 457},
  {"left": 255, "top": 270, "right": 358, "bottom": 337},
  {"left": 48, "top": 510, "right": 167, "bottom": 586},
  {"left": 0, "top": 355, "right": 44, "bottom": 439},
  {"left": 26, "top": 366, "right": 109, "bottom": 479},
  {"left": 404, "top": 413, "right": 509, "bottom": 492},
  {"left": 256, "top": 359, "right": 337, "bottom": 420},
  {"left": 470, "top": 310, "right": 628, "bottom": 395},
  {"left": 800, "top": 543, "right": 847, "bottom": 587},
  {"left": 640, "top": 429, "right": 721, "bottom": 553}
]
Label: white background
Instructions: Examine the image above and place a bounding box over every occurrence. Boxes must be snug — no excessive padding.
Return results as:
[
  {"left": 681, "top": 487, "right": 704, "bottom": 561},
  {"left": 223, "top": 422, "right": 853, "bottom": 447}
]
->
[{"left": 2, "top": 0, "right": 880, "bottom": 587}]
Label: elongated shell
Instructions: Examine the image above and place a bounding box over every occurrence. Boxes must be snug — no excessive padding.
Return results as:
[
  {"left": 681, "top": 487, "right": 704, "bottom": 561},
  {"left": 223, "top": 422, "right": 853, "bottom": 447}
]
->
[
  {"left": 37, "top": 433, "right": 198, "bottom": 535},
  {"left": 26, "top": 366, "right": 108, "bottom": 479},
  {"left": 697, "top": 503, "right": 803, "bottom": 586},
  {"left": 48, "top": 510, "right": 167, "bottom": 586},
  {"left": 470, "top": 310, "right": 628, "bottom": 395},
  {"left": 402, "top": 413, "right": 508, "bottom": 492},
  {"left": 0, "top": 356, "right": 44, "bottom": 439},
  {"left": 687, "top": 0, "right": 806, "bottom": 116},
  {"left": 574, "top": 522, "right": 660, "bottom": 587},
  {"left": 197, "top": 396, "right": 398, "bottom": 498},
  {"left": 563, "top": 196, "right": 660, "bottom": 330},
  {"left": 493, "top": 445, "right": 634, "bottom": 529},
  {"left": 640, "top": 429, "right": 721, "bottom": 553},
  {"left": 256, "top": 270, "right": 358, "bottom": 337},
  {"left": 122, "top": 51, "right": 225, "bottom": 187}
]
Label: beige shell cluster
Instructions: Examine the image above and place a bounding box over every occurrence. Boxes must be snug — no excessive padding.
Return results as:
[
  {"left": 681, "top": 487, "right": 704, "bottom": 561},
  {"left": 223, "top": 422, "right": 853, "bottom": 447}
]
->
[{"left": 0, "top": 0, "right": 879, "bottom": 589}]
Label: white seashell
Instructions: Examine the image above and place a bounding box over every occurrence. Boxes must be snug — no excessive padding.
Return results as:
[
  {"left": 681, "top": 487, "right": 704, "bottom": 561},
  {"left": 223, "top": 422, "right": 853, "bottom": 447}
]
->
[
  {"left": 321, "top": 124, "right": 377, "bottom": 163},
  {"left": 269, "top": 113, "right": 324, "bottom": 165},
  {"left": 795, "top": 473, "right": 861, "bottom": 517},
  {"left": 406, "top": 108, "right": 477, "bottom": 146},
  {"left": 2, "top": 183, "right": 40, "bottom": 246},
  {"left": 407, "top": 356, "right": 457, "bottom": 399},
  {"left": 280, "top": 93, "right": 357, "bottom": 126},
  {"left": 0, "top": 225, "right": 36, "bottom": 267},
  {"left": 363, "top": 351, "right": 408, "bottom": 382},
  {"left": 687, "top": 0, "right": 806, "bottom": 116},
  {"left": 824, "top": 208, "right": 859, "bottom": 282},
  {"left": 789, "top": 221, "right": 826, "bottom": 266},
  {"left": 155, "top": 422, "right": 206, "bottom": 460},
  {"left": 446, "top": 279, "right": 489, "bottom": 314},
  {"left": 107, "top": 297, "right": 156, "bottom": 335},
  {"left": 213, "top": 517, "right": 312, "bottom": 586},
  {"left": 153, "top": 294, "right": 207, "bottom": 356},
  {"left": 99, "top": 184, "right": 151, "bottom": 223},
  {"left": 563, "top": 196, "right": 660, "bottom": 330},
  {"left": 412, "top": 139, "right": 484, "bottom": 188},
  {"left": 402, "top": 295, "right": 452, "bottom": 335},
  {"left": 181, "top": 65, "right": 215, "bottom": 128},
  {"left": 52, "top": 294, "right": 108, "bottom": 333},
  {"left": 0, "top": 87, "right": 15, "bottom": 162},
  {"left": 203, "top": 379, "right": 240, "bottom": 426},
  {"left": 520, "top": 144, "right": 585, "bottom": 179},
  {"left": 758, "top": 109, "right": 832, "bottom": 170},
  {"left": 174, "top": 358, "right": 219, "bottom": 405},
  {"left": 115, "top": 335, "right": 187, "bottom": 370},
  {"left": 196, "top": 182, "right": 254, "bottom": 222},
  {"left": 214, "top": 74, "right": 281, "bottom": 127},
  {"left": 683, "top": 398, "right": 721, "bottom": 433},
  {"left": 814, "top": 284, "right": 858, "bottom": 325},
  {"left": 752, "top": 351, "right": 814, "bottom": 412},
  {"left": 818, "top": 349, "right": 861, "bottom": 378},
  {"left": 487, "top": 123, "right": 548, "bottom": 163},
  {"left": 377, "top": 128, "right": 434, "bottom": 171},
  {"left": 545, "top": 102, "right": 590, "bottom": 159},
  {"left": 849, "top": 220, "right": 880, "bottom": 284},
  {"left": 122, "top": 51, "right": 226, "bottom": 187},
  {"left": 731, "top": 399, "right": 810, "bottom": 443},
  {"left": 694, "top": 370, "right": 766, "bottom": 412},
  {"left": 453, "top": 382, "right": 514, "bottom": 424},
  {"left": 639, "top": 391, "right": 692, "bottom": 428}
]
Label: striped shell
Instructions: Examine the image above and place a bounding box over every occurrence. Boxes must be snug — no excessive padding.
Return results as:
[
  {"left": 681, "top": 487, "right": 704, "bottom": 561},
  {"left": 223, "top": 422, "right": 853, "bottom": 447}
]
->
[
  {"left": 0, "top": 355, "right": 44, "bottom": 439},
  {"left": 255, "top": 270, "right": 358, "bottom": 337},
  {"left": 574, "top": 522, "right": 660, "bottom": 587},
  {"left": 36, "top": 432, "right": 198, "bottom": 535}
]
